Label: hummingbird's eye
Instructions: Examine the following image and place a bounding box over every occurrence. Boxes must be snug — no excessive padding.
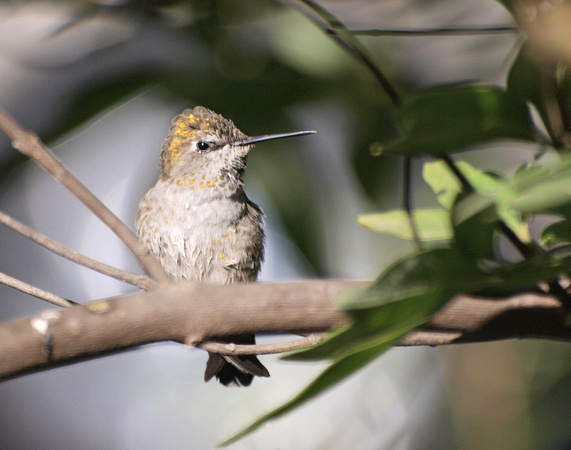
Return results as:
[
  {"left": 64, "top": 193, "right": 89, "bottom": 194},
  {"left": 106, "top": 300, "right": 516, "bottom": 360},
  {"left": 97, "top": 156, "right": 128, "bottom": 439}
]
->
[{"left": 197, "top": 141, "right": 210, "bottom": 152}]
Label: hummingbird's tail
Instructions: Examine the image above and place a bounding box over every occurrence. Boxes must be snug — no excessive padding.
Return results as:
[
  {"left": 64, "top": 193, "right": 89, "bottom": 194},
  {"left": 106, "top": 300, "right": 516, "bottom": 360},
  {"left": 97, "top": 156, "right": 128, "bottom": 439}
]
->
[{"left": 204, "top": 335, "right": 270, "bottom": 387}]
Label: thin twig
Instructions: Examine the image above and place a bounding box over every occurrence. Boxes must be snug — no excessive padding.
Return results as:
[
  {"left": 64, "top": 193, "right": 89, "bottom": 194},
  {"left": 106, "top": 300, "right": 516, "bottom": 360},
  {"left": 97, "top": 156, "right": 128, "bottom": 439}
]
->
[
  {"left": 495, "top": 225, "right": 569, "bottom": 310},
  {"left": 441, "top": 154, "right": 472, "bottom": 191},
  {"left": 0, "top": 272, "right": 73, "bottom": 308},
  {"left": 0, "top": 210, "right": 156, "bottom": 291},
  {"left": 197, "top": 334, "right": 326, "bottom": 355},
  {"left": 443, "top": 154, "right": 535, "bottom": 256},
  {"left": 347, "top": 25, "right": 518, "bottom": 36},
  {"left": 403, "top": 156, "right": 422, "bottom": 249},
  {"left": 0, "top": 108, "right": 170, "bottom": 284},
  {"left": 295, "top": 0, "right": 402, "bottom": 106},
  {"left": 498, "top": 222, "right": 535, "bottom": 259}
]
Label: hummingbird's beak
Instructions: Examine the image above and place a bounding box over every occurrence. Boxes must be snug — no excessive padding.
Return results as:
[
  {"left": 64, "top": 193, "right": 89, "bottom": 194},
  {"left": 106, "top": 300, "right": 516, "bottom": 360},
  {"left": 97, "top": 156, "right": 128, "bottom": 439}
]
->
[{"left": 231, "top": 130, "right": 316, "bottom": 147}]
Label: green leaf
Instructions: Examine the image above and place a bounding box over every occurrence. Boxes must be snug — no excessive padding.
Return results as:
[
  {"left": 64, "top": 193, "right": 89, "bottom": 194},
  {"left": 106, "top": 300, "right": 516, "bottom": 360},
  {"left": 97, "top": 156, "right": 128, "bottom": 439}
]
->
[
  {"left": 452, "top": 191, "right": 497, "bottom": 260},
  {"left": 422, "top": 160, "right": 462, "bottom": 209},
  {"left": 289, "top": 244, "right": 571, "bottom": 363},
  {"left": 424, "top": 160, "right": 530, "bottom": 243},
  {"left": 510, "top": 157, "right": 571, "bottom": 216},
  {"left": 380, "top": 85, "right": 538, "bottom": 156},
  {"left": 341, "top": 248, "right": 478, "bottom": 309},
  {"left": 507, "top": 43, "right": 558, "bottom": 144},
  {"left": 511, "top": 164, "right": 552, "bottom": 193},
  {"left": 285, "top": 290, "right": 447, "bottom": 361},
  {"left": 488, "top": 253, "right": 571, "bottom": 295},
  {"left": 286, "top": 248, "right": 478, "bottom": 361},
  {"left": 510, "top": 175, "right": 571, "bottom": 214},
  {"left": 357, "top": 209, "right": 452, "bottom": 240},
  {"left": 541, "top": 219, "right": 571, "bottom": 247}
]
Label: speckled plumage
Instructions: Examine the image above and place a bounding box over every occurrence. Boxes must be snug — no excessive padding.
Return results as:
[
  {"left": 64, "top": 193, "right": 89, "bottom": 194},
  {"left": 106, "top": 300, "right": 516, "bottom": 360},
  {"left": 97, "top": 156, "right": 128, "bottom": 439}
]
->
[
  {"left": 136, "top": 106, "right": 268, "bottom": 386},
  {"left": 136, "top": 177, "right": 265, "bottom": 284}
]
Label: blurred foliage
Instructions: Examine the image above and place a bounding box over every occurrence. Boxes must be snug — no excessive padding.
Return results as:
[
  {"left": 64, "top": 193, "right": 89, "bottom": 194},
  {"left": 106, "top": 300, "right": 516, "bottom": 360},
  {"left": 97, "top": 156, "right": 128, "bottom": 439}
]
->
[
  {"left": 1, "top": 0, "right": 571, "bottom": 447},
  {"left": 223, "top": 0, "right": 571, "bottom": 444},
  {"left": 381, "top": 85, "right": 540, "bottom": 156},
  {"left": 357, "top": 209, "right": 452, "bottom": 241}
]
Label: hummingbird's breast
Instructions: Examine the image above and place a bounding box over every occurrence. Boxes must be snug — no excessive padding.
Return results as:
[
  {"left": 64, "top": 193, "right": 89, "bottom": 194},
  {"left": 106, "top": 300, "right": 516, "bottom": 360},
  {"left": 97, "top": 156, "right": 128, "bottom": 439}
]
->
[{"left": 136, "top": 180, "right": 265, "bottom": 284}]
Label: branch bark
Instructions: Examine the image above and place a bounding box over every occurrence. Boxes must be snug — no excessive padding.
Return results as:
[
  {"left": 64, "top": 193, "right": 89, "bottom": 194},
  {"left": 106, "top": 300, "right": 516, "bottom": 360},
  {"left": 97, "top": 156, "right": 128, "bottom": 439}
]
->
[{"left": 0, "top": 280, "right": 568, "bottom": 380}]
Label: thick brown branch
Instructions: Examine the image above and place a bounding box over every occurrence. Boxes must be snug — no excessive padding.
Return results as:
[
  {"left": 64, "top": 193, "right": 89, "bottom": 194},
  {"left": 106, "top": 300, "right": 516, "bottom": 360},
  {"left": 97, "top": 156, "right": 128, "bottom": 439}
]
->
[
  {"left": 0, "top": 280, "right": 571, "bottom": 377},
  {"left": 0, "top": 280, "right": 568, "bottom": 380},
  {"left": 0, "top": 210, "right": 156, "bottom": 291},
  {"left": 0, "top": 107, "right": 169, "bottom": 284},
  {"left": 0, "top": 280, "right": 355, "bottom": 379}
]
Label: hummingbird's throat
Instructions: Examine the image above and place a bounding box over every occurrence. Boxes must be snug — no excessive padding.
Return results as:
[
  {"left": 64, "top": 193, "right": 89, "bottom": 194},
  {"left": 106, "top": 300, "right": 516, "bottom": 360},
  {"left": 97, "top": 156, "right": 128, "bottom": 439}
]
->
[{"left": 174, "top": 166, "right": 243, "bottom": 191}]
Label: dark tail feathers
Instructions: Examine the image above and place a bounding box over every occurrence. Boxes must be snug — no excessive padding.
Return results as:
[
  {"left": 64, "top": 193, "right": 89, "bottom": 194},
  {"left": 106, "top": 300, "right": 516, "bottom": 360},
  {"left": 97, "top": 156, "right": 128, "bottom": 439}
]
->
[{"left": 204, "top": 335, "right": 269, "bottom": 387}]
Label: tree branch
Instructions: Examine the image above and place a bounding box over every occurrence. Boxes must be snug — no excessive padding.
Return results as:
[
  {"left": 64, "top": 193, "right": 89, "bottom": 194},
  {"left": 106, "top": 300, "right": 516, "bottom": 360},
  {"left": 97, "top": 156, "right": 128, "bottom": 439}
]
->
[
  {"left": 294, "top": 0, "right": 402, "bottom": 106},
  {"left": 0, "top": 209, "right": 156, "bottom": 291},
  {"left": 198, "top": 334, "right": 327, "bottom": 355},
  {"left": 0, "top": 280, "right": 568, "bottom": 380},
  {"left": 0, "top": 272, "right": 73, "bottom": 308},
  {"left": 0, "top": 107, "right": 170, "bottom": 284},
  {"left": 347, "top": 25, "right": 518, "bottom": 36}
]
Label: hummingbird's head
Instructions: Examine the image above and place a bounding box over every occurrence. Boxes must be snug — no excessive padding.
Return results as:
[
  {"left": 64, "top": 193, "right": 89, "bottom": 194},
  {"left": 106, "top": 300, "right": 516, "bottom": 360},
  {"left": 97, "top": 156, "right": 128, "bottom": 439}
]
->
[
  {"left": 159, "top": 106, "right": 249, "bottom": 182},
  {"left": 159, "top": 106, "right": 315, "bottom": 186}
]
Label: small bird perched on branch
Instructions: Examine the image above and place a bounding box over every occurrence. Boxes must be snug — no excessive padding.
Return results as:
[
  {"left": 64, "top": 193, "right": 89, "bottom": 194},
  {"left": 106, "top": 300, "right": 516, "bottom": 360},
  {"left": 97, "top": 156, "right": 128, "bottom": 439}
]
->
[{"left": 136, "top": 106, "right": 315, "bottom": 386}]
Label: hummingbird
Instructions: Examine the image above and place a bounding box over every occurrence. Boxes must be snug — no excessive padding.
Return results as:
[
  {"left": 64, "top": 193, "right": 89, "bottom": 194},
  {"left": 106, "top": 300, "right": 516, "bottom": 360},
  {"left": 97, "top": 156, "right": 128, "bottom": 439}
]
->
[{"left": 136, "top": 106, "right": 315, "bottom": 386}]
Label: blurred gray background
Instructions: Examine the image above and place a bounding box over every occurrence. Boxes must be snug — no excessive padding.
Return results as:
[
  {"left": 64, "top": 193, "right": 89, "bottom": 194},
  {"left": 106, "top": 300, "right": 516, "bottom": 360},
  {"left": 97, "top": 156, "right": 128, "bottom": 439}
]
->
[{"left": 0, "top": 1, "right": 569, "bottom": 449}]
